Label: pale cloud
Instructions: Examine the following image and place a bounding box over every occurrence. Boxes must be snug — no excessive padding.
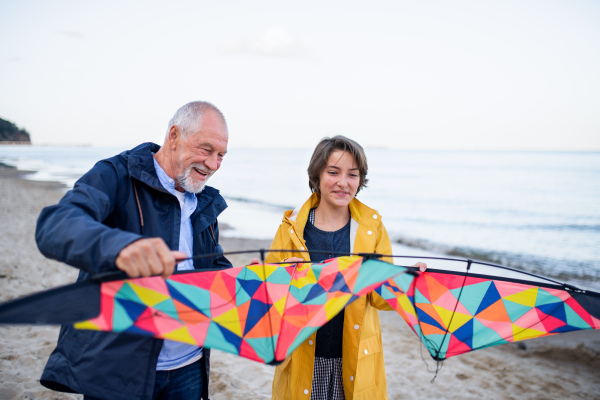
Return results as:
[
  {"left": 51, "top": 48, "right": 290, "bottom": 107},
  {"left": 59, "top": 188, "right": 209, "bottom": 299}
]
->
[
  {"left": 56, "top": 30, "right": 85, "bottom": 39},
  {"left": 215, "top": 27, "right": 302, "bottom": 57}
]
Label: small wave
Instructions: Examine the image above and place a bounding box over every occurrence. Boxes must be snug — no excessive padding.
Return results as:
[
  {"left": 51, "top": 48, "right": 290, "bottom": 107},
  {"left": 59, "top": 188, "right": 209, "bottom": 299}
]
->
[
  {"left": 529, "top": 224, "right": 600, "bottom": 232},
  {"left": 399, "top": 217, "right": 600, "bottom": 233},
  {"left": 394, "top": 236, "right": 600, "bottom": 290},
  {"left": 224, "top": 196, "right": 291, "bottom": 212},
  {"left": 0, "top": 161, "right": 16, "bottom": 169}
]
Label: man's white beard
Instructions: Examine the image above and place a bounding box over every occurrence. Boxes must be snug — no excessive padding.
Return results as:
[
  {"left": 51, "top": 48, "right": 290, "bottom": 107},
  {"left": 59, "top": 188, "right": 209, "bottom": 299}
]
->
[{"left": 178, "top": 164, "right": 211, "bottom": 194}]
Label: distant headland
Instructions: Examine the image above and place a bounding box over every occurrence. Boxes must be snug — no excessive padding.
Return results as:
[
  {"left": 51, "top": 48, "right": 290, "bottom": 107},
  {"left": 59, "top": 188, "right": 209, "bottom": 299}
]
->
[{"left": 0, "top": 117, "right": 31, "bottom": 144}]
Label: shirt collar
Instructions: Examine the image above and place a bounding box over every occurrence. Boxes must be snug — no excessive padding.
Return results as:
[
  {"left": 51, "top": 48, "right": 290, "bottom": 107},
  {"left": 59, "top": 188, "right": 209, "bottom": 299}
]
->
[
  {"left": 152, "top": 157, "right": 197, "bottom": 210},
  {"left": 153, "top": 157, "right": 178, "bottom": 194}
]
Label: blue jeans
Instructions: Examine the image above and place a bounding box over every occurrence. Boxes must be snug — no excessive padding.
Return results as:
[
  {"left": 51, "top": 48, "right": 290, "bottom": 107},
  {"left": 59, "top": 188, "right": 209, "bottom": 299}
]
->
[
  {"left": 83, "top": 359, "right": 205, "bottom": 400},
  {"left": 153, "top": 359, "right": 204, "bottom": 399}
]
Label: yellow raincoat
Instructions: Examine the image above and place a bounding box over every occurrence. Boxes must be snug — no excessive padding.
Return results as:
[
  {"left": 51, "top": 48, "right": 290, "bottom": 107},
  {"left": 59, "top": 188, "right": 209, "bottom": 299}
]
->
[{"left": 266, "top": 193, "right": 393, "bottom": 400}]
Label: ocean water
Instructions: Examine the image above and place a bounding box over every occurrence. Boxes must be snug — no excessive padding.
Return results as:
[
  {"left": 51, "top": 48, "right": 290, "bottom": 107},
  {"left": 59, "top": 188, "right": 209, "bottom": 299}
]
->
[{"left": 1, "top": 145, "right": 599, "bottom": 291}]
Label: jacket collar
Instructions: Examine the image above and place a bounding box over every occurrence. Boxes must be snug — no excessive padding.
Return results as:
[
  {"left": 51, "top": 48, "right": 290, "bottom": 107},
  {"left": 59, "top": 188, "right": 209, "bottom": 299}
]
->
[
  {"left": 286, "top": 193, "right": 381, "bottom": 235},
  {"left": 125, "top": 142, "right": 165, "bottom": 191}
]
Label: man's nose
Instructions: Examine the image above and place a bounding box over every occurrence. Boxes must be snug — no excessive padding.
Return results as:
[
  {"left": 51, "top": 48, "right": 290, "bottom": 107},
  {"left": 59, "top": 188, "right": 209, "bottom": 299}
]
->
[{"left": 205, "top": 153, "right": 219, "bottom": 171}]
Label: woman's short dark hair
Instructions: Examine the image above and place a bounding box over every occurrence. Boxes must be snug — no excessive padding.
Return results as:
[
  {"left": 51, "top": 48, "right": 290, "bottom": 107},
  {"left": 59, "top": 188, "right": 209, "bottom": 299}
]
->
[{"left": 307, "top": 135, "right": 369, "bottom": 195}]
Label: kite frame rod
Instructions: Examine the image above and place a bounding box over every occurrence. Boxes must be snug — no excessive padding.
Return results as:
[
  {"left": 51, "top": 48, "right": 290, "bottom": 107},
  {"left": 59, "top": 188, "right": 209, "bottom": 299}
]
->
[
  {"left": 179, "top": 248, "right": 572, "bottom": 287},
  {"left": 90, "top": 249, "right": 598, "bottom": 296}
]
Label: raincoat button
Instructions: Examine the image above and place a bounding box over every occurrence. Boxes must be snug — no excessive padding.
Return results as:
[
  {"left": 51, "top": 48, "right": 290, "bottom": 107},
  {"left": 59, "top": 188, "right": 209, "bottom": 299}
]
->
[
  {"left": 364, "top": 349, "right": 368, "bottom": 355},
  {"left": 373, "top": 214, "right": 378, "bottom": 219},
  {"left": 301, "top": 247, "right": 305, "bottom": 250},
  {"left": 304, "top": 389, "right": 309, "bottom": 394},
  {"left": 350, "top": 376, "right": 354, "bottom": 381},
  {"left": 354, "top": 324, "right": 359, "bottom": 330},
  {"left": 367, "top": 231, "right": 372, "bottom": 235},
  {"left": 290, "top": 229, "right": 294, "bottom": 234},
  {"left": 308, "top": 340, "right": 313, "bottom": 345}
]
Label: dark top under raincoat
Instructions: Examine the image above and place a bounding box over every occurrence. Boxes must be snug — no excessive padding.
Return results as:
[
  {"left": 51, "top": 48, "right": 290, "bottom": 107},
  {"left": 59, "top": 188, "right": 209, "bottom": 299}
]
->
[{"left": 35, "top": 142, "right": 231, "bottom": 400}]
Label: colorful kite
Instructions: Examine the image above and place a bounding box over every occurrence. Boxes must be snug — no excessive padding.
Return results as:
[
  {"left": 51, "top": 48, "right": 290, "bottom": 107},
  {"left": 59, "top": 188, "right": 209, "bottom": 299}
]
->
[
  {"left": 376, "top": 256, "right": 600, "bottom": 361},
  {"left": 0, "top": 253, "right": 598, "bottom": 365},
  {"left": 0, "top": 255, "right": 405, "bottom": 364}
]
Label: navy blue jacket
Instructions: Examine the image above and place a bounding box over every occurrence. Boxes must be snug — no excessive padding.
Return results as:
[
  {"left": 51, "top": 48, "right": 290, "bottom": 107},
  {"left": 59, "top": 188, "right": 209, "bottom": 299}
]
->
[{"left": 36, "top": 142, "right": 231, "bottom": 400}]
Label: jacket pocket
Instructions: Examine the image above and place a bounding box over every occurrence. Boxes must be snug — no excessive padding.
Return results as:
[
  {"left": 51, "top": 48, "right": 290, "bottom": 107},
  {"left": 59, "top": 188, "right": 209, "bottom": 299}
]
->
[
  {"left": 357, "top": 333, "right": 383, "bottom": 360},
  {"left": 354, "top": 333, "right": 383, "bottom": 393}
]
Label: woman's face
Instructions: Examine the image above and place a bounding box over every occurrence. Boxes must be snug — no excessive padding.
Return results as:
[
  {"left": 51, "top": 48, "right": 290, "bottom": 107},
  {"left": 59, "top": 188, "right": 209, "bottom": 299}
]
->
[{"left": 318, "top": 150, "right": 360, "bottom": 210}]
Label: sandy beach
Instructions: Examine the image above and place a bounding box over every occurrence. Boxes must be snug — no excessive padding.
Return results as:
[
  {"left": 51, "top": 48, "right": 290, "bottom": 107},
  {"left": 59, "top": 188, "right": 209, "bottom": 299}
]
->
[{"left": 1, "top": 166, "right": 599, "bottom": 400}]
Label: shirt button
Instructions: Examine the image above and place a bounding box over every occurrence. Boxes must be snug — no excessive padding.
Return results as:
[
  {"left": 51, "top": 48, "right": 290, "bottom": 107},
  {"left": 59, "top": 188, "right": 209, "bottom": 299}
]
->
[
  {"left": 304, "top": 389, "right": 309, "bottom": 394},
  {"left": 364, "top": 349, "right": 368, "bottom": 355},
  {"left": 354, "top": 324, "right": 359, "bottom": 330},
  {"left": 308, "top": 340, "right": 313, "bottom": 345},
  {"left": 367, "top": 231, "right": 372, "bottom": 235},
  {"left": 350, "top": 376, "right": 354, "bottom": 381},
  {"left": 373, "top": 214, "right": 378, "bottom": 219}
]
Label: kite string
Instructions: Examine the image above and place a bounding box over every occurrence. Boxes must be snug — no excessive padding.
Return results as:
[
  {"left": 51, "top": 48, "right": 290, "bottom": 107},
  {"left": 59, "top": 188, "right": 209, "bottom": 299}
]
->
[
  {"left": 431, "top": 259, "right": 472, "bottom": 379},
  {"left": 441, "top": 260, "right": 472, "bottom": 348},
  {"left": 409, "top": 270, "right": 445, "bottom": 382}
]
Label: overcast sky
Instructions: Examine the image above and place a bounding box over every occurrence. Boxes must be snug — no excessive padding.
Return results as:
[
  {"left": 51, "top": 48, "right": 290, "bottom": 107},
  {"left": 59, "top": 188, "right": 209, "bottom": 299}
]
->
[{"left": 1, "top": 0, "right": 599, "bottom": 150}]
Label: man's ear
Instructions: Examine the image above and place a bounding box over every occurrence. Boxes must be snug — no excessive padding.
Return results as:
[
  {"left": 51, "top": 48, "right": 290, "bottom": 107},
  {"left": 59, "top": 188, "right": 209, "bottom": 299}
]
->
[{"left": 168, "top": 125, "right": 180, "bottom": 150}]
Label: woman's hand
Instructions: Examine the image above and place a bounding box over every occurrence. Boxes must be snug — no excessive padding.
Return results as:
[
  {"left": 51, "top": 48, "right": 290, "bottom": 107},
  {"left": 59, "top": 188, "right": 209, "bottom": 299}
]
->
[
  {"left": 283, "top": 257, "right": 304, "bottom": 263},
  {"left": 413, "top": 262, "right": 427, "bottom": 272},
  {"left": 248, "top": 257, "right": 304, "bottom": 265}
]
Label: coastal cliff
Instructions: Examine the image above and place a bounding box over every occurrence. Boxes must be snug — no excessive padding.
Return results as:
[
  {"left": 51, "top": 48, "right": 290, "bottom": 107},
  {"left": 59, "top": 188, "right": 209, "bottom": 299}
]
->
[{"left": 0, "top": 117, "right": 31, "bottom": 144}]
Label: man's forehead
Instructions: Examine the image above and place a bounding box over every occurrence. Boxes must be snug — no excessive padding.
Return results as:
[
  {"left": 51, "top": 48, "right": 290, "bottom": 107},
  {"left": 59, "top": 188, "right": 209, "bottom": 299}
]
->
[{"left": 188, "top": 129, "right": 228, "bottom": 151}]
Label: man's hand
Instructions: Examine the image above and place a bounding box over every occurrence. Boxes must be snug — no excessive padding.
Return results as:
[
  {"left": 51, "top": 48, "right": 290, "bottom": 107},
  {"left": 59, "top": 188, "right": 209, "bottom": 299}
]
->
[{"left": 115, "top": 238, "right": 187, "bottom": 279}]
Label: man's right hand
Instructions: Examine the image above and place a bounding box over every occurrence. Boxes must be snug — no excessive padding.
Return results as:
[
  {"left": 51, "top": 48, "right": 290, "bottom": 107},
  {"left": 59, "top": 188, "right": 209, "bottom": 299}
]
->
[{"left": 115, "top": 238, "right": 187, "bottom": 279}]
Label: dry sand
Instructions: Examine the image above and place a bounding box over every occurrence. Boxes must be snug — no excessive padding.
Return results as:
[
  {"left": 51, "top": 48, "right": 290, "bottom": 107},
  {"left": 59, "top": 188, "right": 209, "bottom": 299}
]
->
[{"left": 1, "top": 167, "right": 599, "bottom": 400}]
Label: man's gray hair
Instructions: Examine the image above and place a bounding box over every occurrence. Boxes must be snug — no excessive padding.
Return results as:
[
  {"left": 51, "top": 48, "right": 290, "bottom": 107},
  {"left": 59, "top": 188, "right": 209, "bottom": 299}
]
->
[{"left": 167, "top": 101, "right": 227, "bottom": 138}]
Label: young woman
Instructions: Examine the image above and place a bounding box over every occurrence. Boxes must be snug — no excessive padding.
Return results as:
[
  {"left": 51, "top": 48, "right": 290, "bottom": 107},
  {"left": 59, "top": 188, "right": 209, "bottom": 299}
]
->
[{"left": 266, "top": 135, "right": 426, "bottom": 400}]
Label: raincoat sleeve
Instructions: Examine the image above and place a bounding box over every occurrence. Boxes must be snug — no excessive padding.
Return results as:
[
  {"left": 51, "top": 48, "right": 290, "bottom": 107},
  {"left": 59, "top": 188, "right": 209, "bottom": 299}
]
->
[
  {"left": 35, "top": 160, "right": 142, "bottom": 275},
  {"left": 369, "top": 221, "right": 394, "bottom": 311},
  {"left": 265, "top": 222, "right": 294, "bottom": 264}
]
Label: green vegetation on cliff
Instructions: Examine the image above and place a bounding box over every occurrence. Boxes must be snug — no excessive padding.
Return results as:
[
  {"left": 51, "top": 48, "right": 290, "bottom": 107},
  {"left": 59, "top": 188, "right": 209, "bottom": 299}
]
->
[{"left": 0, "top": 117, "right": 31, "bottom": 143}]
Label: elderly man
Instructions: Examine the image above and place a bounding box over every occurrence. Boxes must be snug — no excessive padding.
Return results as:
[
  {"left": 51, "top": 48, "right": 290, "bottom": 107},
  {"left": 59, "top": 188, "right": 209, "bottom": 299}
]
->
[{"left": 35, "top": 101, "right": 232, "bottom": 400}]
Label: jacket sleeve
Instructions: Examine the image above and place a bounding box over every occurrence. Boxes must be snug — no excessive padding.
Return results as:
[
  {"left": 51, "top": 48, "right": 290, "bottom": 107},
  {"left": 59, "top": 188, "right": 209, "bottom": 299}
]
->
[
  {"left": 265, "top": 221, "right": 306, "bottom": 264},
  {"left": 369, "top": 221, "right": 395, "bottom": 311},
  {"left": 35, "top": 160, "right": 142, "bottom": 275},
  {"left": 265, "top": 223, "right": 290, "bottom": 264}
]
